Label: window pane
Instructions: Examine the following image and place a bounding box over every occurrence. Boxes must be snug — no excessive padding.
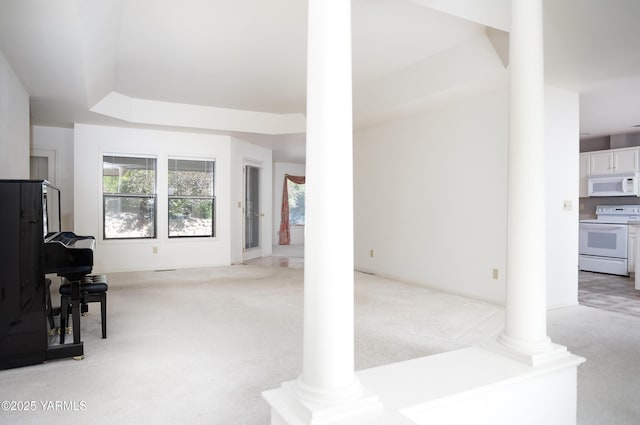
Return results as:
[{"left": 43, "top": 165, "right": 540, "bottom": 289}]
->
[
  {"left": 104, "top": 196, "right": 156, "bottom": 239},
  {"left": 168, "top": 158, "right": 215, "bottom": 238},
  {"left": 169, "top": 198, "right": 214, "bottom": 237},
  {"left": 168, "top": 159, "right": 214, "bottom": 196},
  {"left": 103, "top": 156, "right": 156, "bottom": 194},
  {"left": 288, "top": 181, "right": 305, "bottom": 225}
]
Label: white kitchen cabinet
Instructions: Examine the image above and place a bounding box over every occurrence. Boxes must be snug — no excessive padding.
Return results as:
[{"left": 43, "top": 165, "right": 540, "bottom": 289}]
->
[
  {"left": 589, "top": 151, "right": 612, "bottom": 174},
  {"left": 589, "top": 148, "right": 639, "bottom": 175},
  {"left": 579, "top": 153, "right": 589, "bottom": 197}
]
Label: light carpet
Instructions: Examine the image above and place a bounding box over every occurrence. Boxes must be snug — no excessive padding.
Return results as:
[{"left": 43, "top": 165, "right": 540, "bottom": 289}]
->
[{"left": 0, "top": 261, "right": 638, "bottom": 424}]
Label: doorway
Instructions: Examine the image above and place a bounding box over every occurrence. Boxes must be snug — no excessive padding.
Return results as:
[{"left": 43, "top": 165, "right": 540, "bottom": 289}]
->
[
  {"left": 30, "top": 149, "right": 56, "bottom": 182},
  {"left": 243, "top": 164, "right": 262, "bottom": 261}
]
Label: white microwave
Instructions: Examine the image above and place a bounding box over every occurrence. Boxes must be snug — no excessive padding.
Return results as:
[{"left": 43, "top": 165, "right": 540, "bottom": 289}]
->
[{"left": 588, "top": 172, "right": 639, "bottom": 197}]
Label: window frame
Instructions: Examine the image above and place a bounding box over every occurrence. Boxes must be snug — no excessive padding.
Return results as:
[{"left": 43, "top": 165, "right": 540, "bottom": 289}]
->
[
  {"left": 167, "top": 157, "right": 216, "bottom": 239},
  {"left": 102, "top": 154, "right": 158, "bottom": 240},
  {"left": 287, "top": 180, "right": 305, "bottom": 226}
]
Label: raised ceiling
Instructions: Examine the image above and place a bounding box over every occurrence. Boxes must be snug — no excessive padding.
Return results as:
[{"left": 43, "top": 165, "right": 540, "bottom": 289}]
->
[{"left": 0, "top": 0, "right": 639, "bottom": 161}]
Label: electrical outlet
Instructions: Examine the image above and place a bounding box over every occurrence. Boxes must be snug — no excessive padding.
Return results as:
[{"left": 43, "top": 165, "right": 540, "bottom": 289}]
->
[
  {"left": 492, "top": 268, "right": 499, "bottom": 279},
  {"left": 370, "top": 249, "right": 374, "bottom": 258},
  {"left": 153, "top": 246, "right": 158, "bottom": 254},
  {"left": 563, "top": 200, "right": 572, "bottom": 211}
]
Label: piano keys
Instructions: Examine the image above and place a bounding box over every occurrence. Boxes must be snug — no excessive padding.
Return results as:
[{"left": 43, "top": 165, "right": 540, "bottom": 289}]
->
[
  {"left": 44, "top": 232, "right": 95, "bottom": 281},
  {"left": 0, "top": 180, "right": 96, "bottom": 369}
]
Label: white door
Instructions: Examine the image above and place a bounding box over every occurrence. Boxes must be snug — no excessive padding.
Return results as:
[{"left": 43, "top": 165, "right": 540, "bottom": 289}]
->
[
  {"left": 243, "top": 164, "right": 262, "bottom": 261},
  {"left": 30, "top": 149, "right": 57, "bottom": 182}
]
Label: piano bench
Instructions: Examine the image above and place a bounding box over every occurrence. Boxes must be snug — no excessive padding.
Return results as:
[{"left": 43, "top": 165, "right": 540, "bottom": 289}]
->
[{"left": 60, "top": 275, "right": 108, "bottom": 341}]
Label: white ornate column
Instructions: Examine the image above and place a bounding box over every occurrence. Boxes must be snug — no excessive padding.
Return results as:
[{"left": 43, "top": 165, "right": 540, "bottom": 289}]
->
[
  {"left": 296, "top": 0, "right": 361, "bottom": 403},
  {"left": 263, "top": 0, "right": 380, "bottom": 423},
  {"left": 496, "top": 0, "right": 566, "bottom": 364}
]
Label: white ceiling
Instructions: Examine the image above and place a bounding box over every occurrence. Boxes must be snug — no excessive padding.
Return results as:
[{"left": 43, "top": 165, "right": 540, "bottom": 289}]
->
[{"left": 1, "top": 0, "right": 639, "bottom": 162}]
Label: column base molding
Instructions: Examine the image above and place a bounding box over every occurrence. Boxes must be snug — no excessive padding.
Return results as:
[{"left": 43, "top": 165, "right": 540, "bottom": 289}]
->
[
  {"left": 263, "top": 380, "right": 382, "bottom": 425},
  {"left": 264, "top": 347, "right": 585, "bottom": 425},
  {"left": 483, "top": 334, "right": 570, "bottom": 366},
  {"left": 293, "top": 375, "right": 366, "bottom": 405}
]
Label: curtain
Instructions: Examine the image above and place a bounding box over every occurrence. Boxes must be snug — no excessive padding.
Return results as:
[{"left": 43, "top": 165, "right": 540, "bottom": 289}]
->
[{"left": 278, "top": 174, "right": 305, "bottom": 245}]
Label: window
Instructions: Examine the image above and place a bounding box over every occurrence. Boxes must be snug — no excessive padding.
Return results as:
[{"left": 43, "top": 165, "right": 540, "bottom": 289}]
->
[
  {"left": 103, "top": 155, "right": 157, "bottom": 239},
  {"left": 168, "top": 159, "right": 215, "bottom": 238},
  {"left": 288, "top": 180, "right": 305, "bottom": 225}
]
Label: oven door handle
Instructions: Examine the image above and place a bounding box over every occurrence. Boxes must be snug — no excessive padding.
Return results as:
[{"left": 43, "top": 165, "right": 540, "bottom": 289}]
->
[{"left": 580, "top": 224, "right": 626, "bottom": 231}]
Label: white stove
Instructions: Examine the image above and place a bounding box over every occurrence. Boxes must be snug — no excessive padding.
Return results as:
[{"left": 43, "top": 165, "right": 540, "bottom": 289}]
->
[
  {"left": 579, "top": 205, "right": 640, "bottom": 276},
  {"left": 582, "top": 205, "right": 640, "bottom": 223}
]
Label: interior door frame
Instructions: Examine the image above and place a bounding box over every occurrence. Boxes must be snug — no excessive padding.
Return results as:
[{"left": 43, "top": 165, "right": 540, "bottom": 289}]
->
[
  {"left": 30, "top": 148, "right": 57, "bottom": 184},
  {"left": 242, "top": 160, "right": 263, "bottom": 262}
]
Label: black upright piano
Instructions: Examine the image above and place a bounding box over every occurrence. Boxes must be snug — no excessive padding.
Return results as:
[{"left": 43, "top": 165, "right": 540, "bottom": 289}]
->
[{"left": 0, "top": 180, "right": 95, "bottom": 369}]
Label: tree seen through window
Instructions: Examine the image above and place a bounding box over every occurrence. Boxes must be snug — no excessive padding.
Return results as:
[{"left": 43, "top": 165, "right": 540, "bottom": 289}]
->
[
  {"left": 103, "top": 155, "right": 157, "bottom": 239},
  {"left": 168, "top": 159, "right": 215, "bottom": 237},
  {"left": 288, "top": 181, "right": 305, "bottom": 225}
]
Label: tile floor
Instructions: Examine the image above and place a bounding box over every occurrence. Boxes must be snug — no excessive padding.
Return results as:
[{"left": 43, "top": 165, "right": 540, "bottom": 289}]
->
[{"left": 579, "top": 271, "right": 640, "bottom": 317}]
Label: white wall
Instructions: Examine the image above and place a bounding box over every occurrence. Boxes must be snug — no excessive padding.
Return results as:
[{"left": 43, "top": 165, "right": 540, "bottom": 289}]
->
[
  {"left": 31, "top": 126, "right": 74, "bottom": 230},
  {"left": 229, "top": 137, "right": 273, "bottom": 264},
  {"left": 354, "top": 89, "right": 509, "bottom": 304},
  {"left": 354, "top": 86, "right": 580, "bottom": 307},
  {"left": 545, "top": 86, "right": 580, "bottom": 308},
  {"left": 0, "top": 50, "right": 29, "bottom": 179},
  {"left": 74, "top": 124, "right": 231, "bottom": 273},
  {"left": 273, "top": 162, "right": 306, "bottom": 245}
]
